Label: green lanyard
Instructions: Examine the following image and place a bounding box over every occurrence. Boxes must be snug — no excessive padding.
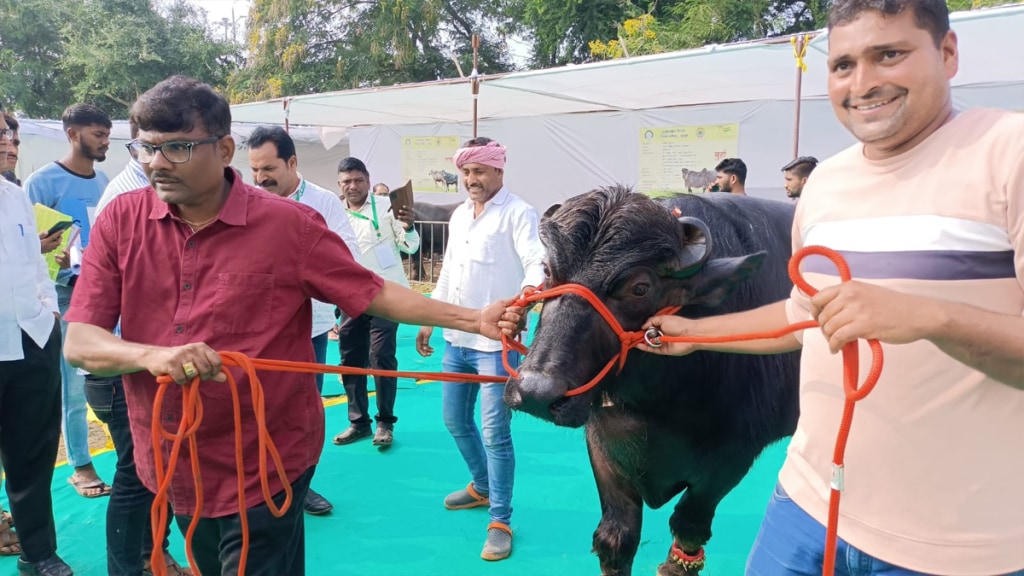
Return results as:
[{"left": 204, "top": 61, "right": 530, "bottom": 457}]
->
[
  {"left": 347, "top": 194, "right": 381, "bottom": 238},
  {"left": 293, "top": 179, "right": 307, "bottom": 203}
]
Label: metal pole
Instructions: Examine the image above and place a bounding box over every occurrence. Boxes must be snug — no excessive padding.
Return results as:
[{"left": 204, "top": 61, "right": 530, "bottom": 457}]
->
[
  {"left": 791, "top": 34, "right": 811, "bottom": 159},
  {"left": 792, "top": 35, "right": 805, "bottom": 159},
  {"left": 471, "top": 34, "right": 480, "bottom": 138}
]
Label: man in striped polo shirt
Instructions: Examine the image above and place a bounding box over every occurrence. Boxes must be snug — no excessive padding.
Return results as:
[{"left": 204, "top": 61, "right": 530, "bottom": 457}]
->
[{"left": 640, "top": 1, "right": 1024, "bottom": 574}]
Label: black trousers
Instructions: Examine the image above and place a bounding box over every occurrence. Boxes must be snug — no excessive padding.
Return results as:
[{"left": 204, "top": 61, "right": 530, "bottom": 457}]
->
[
  {"left": 338, "top": 314, "right": 399, "bottom": 425},
  {"left": 0, "top": 323, "right": 62, "bottom": 563},
  {"left": 173, "top": 466, "right": 313, "bottom": 576},
  {"left": 84, "top": 374, "right": 175, "bottom": 576}
]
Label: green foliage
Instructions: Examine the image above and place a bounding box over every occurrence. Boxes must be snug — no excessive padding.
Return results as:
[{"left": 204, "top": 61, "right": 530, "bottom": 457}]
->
[
  {"left": 229, "top": 0, "right": 521, "bottom": 103},
  {"left": 0, "top": 0, "right": 238, "bottom": 118}
]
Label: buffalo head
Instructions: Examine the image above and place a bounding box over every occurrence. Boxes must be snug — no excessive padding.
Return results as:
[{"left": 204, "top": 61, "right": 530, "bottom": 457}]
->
[{"left": 504, "top": 186, "right": 765, "bottom": 427}]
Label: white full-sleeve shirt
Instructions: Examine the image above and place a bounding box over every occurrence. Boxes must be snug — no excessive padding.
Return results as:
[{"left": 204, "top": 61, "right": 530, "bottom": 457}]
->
[
  {"left": 289, "top": 177, "right": 362, "bottom": 337},
  {"left": 0, "top": 179, "right": 59, "bottom": 360},
  {"left": 431, "top": 186, "right": 545, "bottom": 352}
]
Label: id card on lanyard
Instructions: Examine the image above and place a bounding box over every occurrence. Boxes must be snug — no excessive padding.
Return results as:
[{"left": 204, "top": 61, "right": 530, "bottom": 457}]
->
[{"left": 348, "top": 194, "right": 398, "bottom": 269}]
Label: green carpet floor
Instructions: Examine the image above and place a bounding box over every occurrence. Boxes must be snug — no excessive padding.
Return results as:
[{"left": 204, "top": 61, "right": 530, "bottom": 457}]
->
[{"left": 0, "top": 322, "right": 788, "bottom": 575}]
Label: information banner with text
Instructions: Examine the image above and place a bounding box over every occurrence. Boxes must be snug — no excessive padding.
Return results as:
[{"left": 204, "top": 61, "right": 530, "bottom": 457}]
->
[
  {"left": 401, "top": 136, "right": 461, "bottom": 194},
  {"left": 637, "top": 123, "right": 739, "bottom": 195}
]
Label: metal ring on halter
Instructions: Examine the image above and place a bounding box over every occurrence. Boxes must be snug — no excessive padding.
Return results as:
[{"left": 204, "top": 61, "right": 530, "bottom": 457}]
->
[
  {"left": 643, "top": 327, "right": 663, "bottom": 348},
  {"left": 182, "top": 362, "right": 198, "bottom": 380}
]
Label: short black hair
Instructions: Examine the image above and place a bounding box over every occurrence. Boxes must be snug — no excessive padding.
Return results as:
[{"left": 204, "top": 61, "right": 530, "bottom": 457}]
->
[
  {"left": 247, "top": 126, "right": 296, "bottom": 161},
  {"left": 130, "top": 76, "right": 231, "bottom": 138},
  {"left": 3, "top": 114, "right": 17, "bottom": 132},
  {"left": 337, "top": 156, "right": 369, "bottom": 178},
  {"left": 62, "top": 103, "right": 111, "bottom": 132},
  {"left": 828, "top": 0, "right": 950, "bottom": 48},
  {"left": 462, "top": 136, "right": 495, "bottom": 148},
  {"left": 781, "top": 156, "right": 818, "bottom": 179},
  {"left": 715, "top": 157, "right": 747, "bottom": 185}
]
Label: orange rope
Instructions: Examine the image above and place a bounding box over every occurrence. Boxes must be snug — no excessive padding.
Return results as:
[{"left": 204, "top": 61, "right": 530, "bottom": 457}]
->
[{"left": 149, "top": 245, "right": 880, "bottom": 576}]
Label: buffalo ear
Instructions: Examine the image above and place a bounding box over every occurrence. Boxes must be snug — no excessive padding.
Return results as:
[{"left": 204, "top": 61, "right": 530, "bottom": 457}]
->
[{"left": 673, "top": 252, "right": 767, "bottom": 308}]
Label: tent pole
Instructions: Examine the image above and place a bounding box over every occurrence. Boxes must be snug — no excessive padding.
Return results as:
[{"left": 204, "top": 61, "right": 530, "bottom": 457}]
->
[
  {"left": 792, "top": 35, "right": 806, "bottom": 159},
  {"left": 472, "top": 34, "right": 480, "bottom": 138}
]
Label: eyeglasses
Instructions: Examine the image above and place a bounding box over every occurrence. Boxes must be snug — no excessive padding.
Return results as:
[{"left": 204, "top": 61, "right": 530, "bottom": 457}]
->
[
  {"left": 130, "top": 136, "right": 221, "bottom": 164},
  {"left": 0, "top": 129, "right": 13, "bottom": 140}
]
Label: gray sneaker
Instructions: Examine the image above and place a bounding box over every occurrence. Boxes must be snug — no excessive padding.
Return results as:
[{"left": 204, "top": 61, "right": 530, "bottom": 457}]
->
[
  {"left": 481, "top": 522, "right": 513, "bottom": 561},
  {"left": 443, "top": 483, "right": 489, "bottom": 510}
]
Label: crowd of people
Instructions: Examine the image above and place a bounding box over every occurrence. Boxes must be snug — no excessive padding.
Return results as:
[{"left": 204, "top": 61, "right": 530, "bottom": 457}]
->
[{"left": 0, "top": 1, "right": 1021, "bottom": 575}]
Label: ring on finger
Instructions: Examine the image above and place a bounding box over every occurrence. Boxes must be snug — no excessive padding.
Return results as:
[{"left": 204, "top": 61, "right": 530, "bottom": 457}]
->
[{"left": 182, "top": 361, "right": 198, "bottom": 379}]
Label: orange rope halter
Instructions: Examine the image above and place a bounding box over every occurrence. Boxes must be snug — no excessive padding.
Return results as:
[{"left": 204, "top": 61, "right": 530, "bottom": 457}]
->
[{"left": 149, "top": 245, "right": 880, "bottom": 576}]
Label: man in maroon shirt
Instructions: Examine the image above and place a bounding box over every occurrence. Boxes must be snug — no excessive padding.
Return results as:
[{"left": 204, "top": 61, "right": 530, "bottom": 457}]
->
[{"left": 62, "top": 75, "right": 522, "bottom": 576}]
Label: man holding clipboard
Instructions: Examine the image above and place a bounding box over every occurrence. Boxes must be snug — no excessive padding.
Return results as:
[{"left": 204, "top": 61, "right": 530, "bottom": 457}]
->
[{"left": 334, "top": 158, "right": 419, "bottom": 448}]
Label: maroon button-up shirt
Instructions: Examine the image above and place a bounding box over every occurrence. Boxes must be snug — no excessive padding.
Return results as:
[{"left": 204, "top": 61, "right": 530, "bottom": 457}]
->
[{"left": 64, "top": 170, "right": 383, "bottom": 517}]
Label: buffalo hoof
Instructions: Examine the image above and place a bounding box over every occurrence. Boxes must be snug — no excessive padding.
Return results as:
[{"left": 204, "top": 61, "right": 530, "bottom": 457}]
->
[
  {"left": 656, "top": 562, "right": 701, "bottom": 576},
  {"left": 655, "top": 545, "right": 705, "bottom": 576}
]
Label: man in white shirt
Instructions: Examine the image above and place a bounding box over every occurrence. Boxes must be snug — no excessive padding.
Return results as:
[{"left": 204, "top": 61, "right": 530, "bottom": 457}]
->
[
  {"left": 415, "top": 138, "right": 545, "bottom": 562},
  {"left": 334, "top": 157, "right": 420, "bottom": 449},
  {"left": 0, "top": 118, "right": 73, "bottom": 576},
  {"left": 246, "top": 125, "right": 361, "bottom": 516}
]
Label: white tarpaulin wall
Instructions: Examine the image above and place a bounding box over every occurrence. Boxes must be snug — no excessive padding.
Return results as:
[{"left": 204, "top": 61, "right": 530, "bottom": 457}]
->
[
  {"left": 12, "top": 121, "right": 350, "bottom": 193},
  {"left": 349, "top": 81, "right": 1022, "bottom": 208}
]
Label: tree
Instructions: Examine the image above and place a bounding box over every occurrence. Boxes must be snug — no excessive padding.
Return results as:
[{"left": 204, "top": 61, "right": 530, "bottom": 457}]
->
[
  {"left": 228, "top": 0, "right": 521, "bottom": 104},
  {"left": 585, "top": 0, "right": 1013, "bottom": 62},
  {"left": 0, "top": 0, "right": 238, "bottom": 118}
]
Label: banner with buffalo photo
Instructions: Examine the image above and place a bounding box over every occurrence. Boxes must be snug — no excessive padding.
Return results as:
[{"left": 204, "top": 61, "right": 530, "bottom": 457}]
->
[
  {"left": 637, "top": 123, "right": 739, "bottom": 196},
  {"left": 401, "top": 135, "right": 461, "bottom": 194}
]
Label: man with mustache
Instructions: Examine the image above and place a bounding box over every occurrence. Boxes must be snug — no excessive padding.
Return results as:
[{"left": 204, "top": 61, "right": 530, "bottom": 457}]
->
[
  {"left": 334, "top": 156, "right": 418, "bottom": 449},
  {"left": 416, "top": 138, "right": 545, "bottom": 562},
  {"left": 247, "top": 125, "right": 360, "bottom": 516},
  {"left": 0, "top": 110, "right": 72, "bottom": 576},
  {"left": 61, "top": 75, "right": 525, "bottom": 576},
  {"left": 2, "top": 113, "right": 21, "bottom": 186},
  {"left": 641, "top": 1, "right": 1024, "bottom": 574},
  {"left": 24, "top": 103, "right": 113, "bottom": 501}
]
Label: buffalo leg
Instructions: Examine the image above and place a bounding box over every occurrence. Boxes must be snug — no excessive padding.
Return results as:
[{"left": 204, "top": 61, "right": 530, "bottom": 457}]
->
[
  {"left": 587, "top": 437, "right": 643, "bottom": 576},
  {"left": 657, "top": 457, "right": 755, "bottom": 576}
]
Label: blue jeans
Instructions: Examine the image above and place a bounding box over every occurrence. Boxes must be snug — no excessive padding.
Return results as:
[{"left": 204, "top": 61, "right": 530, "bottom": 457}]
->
[
  {"left": 441, "top": 344, "right": 518, "bottom": 525},
  {"left": 312, "top": 332, "right": 328, "bottom": 394},
  {"left": 58, "top": 285, "right": 91, "bottom": 468},
  {"left": 747, "top": 483, "right": 1024, "bottom": 576}
]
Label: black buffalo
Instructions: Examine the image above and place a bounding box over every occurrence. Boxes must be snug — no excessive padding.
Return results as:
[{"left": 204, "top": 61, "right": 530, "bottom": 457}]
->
[
  {"left": 404, "top": 201, "right": 460, "bottom": 281},
  {"left": 505, "top": 186, "right": 800, "bottom": 576}
]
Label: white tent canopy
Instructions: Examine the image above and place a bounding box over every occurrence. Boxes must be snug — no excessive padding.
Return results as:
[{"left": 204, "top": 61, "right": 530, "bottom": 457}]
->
[{"left": 230, "top": 4, "right": 1024, "bottom": 129}]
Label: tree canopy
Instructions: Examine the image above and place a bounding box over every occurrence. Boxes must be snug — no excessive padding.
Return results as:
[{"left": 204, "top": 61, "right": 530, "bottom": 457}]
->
[{"left": 0, "top": 0, "right": 238, "bottom": 118}]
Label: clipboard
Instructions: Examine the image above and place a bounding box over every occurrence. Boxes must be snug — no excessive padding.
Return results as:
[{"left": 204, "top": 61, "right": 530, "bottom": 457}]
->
[{"left": 388, "top": 180, "right": 414, "bottom": 214}]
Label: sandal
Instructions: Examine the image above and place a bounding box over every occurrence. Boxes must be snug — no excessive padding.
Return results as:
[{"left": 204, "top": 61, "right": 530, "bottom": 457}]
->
[
  {"left": 67, "top": 476, "right": 112, "bottom": 498},
  {"left": 0, "top": 517, "right": 20, "bottom": 556},
  {"left": 1, "top": 510, "right": 12, "bottom": 527}
]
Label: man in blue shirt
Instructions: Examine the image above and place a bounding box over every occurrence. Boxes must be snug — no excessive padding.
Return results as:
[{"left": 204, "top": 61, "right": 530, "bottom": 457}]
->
[{"left": 24, "top": 103, "right": 112, "bottom": 500}]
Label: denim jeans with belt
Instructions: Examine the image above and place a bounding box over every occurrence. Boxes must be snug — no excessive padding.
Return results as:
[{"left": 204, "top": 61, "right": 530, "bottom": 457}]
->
[
  {"left": 84, "top": 375, "right": 173, "bottom": 576},
  {"left": 441, "top": 343, "right": 518, "bottom": 525},
  {"left": 746, "top": 483, "right": 1024, "bottom": 576}
]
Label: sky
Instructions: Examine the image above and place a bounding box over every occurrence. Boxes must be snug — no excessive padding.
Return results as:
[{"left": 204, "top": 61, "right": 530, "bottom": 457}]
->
[{"left": 188, "top": 0, "right": 250, "bottom": 40}]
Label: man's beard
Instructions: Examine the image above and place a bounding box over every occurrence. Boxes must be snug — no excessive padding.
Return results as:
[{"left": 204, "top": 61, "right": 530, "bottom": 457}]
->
[{"left": 82, "top": 143, "right": 107, "bottom": 162}]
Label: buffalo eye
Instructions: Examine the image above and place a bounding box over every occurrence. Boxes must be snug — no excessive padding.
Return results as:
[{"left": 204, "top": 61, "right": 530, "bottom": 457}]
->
[
  {"left": 631, "top": 283, "right": 650, "bottom": 297},
  {"left": 542, "top": 263, "right": 551, "bottom": 279}
]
